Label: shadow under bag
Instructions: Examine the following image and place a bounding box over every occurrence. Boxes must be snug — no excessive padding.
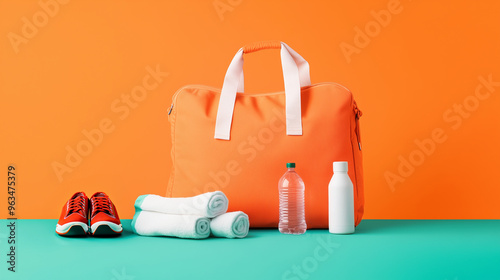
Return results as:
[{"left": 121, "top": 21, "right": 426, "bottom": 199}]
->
[{"left": 166, "top": 41, "right": 364, "bottom": 228}]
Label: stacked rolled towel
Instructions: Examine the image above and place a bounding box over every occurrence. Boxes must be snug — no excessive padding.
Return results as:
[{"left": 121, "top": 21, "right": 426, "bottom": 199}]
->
[
  {"left": 210, "top": 211, "right": 249, "bottom": 238},
  {"left": 131, "top": 191, "right": 249, "bottom": 239},
  {"left": 132, "top": 211, "right": 210, "bottom": 239},
  {"left": 134, "top": 191, "right": 228, "bottom": 217}
]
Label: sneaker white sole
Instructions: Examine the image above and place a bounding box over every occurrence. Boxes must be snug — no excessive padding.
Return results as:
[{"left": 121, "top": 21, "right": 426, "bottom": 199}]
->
[
  {"left": 90, "top": 221, "right": 123, "bottom": 235},
  {"left": 56, "top": 222, "right": 89, "bottom": 236}
]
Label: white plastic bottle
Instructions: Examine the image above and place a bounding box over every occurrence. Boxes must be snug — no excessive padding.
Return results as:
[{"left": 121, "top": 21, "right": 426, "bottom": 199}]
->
[
  {"left": 329, "top": 161, "right": 355, "bottom": 234},
  {"left": 278, "top": 162, "right": 307, "bottom": 235}
]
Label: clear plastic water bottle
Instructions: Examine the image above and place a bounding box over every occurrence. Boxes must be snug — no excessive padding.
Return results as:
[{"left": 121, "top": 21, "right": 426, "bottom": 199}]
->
[{"left": 278, "top": 162, "right": 307, "bottom": 234}]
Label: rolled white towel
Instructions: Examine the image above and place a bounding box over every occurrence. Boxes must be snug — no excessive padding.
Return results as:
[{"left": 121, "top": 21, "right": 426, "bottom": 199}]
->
[
  {"left": 134, "top": 191, "right": 228, "bottom": 218},
  {"left": 210, "top": 211, "right": 249, "bottom": 238},
  {"left": 132, "top": 210, "right": 210, "bottom": 239}
]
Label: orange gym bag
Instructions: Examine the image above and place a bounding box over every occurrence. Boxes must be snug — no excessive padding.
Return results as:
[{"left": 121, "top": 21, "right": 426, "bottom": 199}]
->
[{"left": 166, "top": 41, "right": 364, "bottom": 228}]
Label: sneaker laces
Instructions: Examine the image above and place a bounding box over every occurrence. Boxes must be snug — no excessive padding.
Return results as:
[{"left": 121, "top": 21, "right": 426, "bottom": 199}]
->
[
  {"left": 67, "top": 195, "right": 86, "bottom": 216},
  {"left": 91, "top": 195, "right": 113, "bottom": 217}
]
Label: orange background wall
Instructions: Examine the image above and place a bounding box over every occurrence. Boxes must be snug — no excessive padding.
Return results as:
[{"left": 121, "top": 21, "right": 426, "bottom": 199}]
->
[{"left": 1, "top": 0, "right": 499, "bottom": 219}]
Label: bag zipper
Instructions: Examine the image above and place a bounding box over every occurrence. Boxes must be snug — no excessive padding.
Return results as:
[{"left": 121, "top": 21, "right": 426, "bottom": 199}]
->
[
  {"left": 354, "top": 101, "right": 362, "bottom": 150},
  {"left": 352, "top": 99, "right": 362, "bottom": 225},
  {"left": 167, "top": 82, "right": 354, "bottom": 116}
]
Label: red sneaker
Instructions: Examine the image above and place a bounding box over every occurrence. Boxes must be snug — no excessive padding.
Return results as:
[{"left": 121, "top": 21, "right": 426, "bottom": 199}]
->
[
  {"left": 56, "top": 192, "right": 89, "bottom": 236},
  {"left": 89, "top": 192, "right": 122, "bottom": 236}
]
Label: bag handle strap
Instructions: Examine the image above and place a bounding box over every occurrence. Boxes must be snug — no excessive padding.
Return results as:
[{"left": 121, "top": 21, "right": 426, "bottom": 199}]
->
[
  {"left": 236, "top": 41, "right": 282, "bottom": 92},
  {"left": 243, "top": 40, "right": 281, "bottom": 53},
  {"left": 214, "top": 42, "right": 311, "bottom": 140},
  {"left": 236, "top": 41, "right": 311, "bottom": 93}
]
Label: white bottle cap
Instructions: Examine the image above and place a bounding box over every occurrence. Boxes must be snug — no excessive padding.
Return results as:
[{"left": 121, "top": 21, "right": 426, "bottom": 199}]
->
[{"left": 333, "top": 161, "right": 348, "bottom": 172}]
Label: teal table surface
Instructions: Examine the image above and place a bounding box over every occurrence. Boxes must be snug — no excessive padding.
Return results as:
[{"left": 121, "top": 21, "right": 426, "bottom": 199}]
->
[{"left": 0, "top": 219, "right": 499, "bottom": 280}]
